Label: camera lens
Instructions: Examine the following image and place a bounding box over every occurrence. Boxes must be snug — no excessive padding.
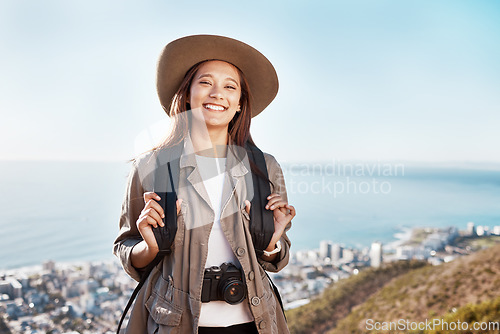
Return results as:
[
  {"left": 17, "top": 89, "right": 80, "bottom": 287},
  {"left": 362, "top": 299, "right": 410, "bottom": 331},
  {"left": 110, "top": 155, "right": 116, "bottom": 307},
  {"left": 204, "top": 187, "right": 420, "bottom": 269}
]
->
[{"left": 220, "top": 279, "right": 246, "bottom": 305}]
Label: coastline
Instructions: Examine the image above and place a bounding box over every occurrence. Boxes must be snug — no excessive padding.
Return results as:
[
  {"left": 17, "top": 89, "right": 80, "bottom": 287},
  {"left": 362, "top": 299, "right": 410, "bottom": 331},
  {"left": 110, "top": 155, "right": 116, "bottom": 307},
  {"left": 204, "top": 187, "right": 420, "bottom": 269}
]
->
[
  {"left": 0, "top": 223, "right": 493, "bottom": 273},
  {"left": 0, "top": 258, "right": 119, "bottom": 276},
  {"left": 384, "top": 226, "right": 414, "bottom": 251}
]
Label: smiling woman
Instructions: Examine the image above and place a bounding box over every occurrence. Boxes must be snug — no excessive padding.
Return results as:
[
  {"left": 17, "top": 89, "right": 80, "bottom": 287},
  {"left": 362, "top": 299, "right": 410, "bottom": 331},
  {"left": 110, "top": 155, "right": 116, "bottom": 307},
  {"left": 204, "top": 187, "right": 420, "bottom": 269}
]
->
[
  {"left": 113, "top": 35, "right": 295, "bottom": 334},
  {"left": 190, "top": 60, "right": 242, "bottom": 132}
]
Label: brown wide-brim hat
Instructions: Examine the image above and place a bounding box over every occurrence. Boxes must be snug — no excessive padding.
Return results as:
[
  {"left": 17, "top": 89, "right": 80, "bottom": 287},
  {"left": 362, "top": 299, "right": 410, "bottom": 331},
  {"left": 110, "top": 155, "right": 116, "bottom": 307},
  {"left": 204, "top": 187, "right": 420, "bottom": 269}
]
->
[{"left": 157, "top": 34, "right": 279, "bottom": 118}]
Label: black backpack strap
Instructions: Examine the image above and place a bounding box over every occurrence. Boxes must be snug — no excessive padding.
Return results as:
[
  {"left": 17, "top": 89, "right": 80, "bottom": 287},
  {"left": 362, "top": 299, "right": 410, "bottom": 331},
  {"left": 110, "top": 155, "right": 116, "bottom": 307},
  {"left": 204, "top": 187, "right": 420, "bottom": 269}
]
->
[
  {"left": 245, "top": 142, "right": 287, "bottom": 321},
  {"left": 152, "top": 160, "right": 178, "bottom": 252},
  {"left": 245, "top": 143, "right": 275, "bottom": 257},
  {"left": 117, "top": 144, "right": 181, "bottom": 333}
]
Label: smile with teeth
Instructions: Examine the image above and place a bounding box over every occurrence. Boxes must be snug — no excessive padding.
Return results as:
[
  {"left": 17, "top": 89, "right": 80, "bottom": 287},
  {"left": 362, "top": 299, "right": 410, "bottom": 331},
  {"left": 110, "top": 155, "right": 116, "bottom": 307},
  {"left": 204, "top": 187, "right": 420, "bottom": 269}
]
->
[{"left": 204, "top": 103, "right": 226, "bottom": 111}]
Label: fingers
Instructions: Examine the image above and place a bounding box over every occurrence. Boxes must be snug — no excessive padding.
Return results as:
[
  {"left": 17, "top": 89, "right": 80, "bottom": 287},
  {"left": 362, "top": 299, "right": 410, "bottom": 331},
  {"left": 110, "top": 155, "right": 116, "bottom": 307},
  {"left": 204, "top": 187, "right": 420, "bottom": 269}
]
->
[
  {"left": 146, "top": 215, "right": 160, "bottom": 228},
  {"left": 176, "top": 199, "right": 183, "bottom": 215},
  {"left": 265, "top": 193, "right": 296, "bottom": 218},
  {"left": 139, "top": 193, "right": 184, "bottom": 231},
  {"left": 144, "top": 191, "right": 161, "bottom": 203},
  {"left": 286, "top": 204, "right": 296, "bottom": 218},
  {"left": 265, "top": 193, "right": 282, "bottom": 207},
  {"left": 144, "top": 198, "right": 165, "bottom": 219},
  {"left": 266, "top": 193, "right": 280, "bottom": 201},
  {"left": 267, "top": 200, "right": 288, "bottom": 211},
  {"left": 265, "top": 193, "right": 287, "bottom": 210},
  {"left": 244, "top": 200, "right": 251, "bottom": 214},
  {"left": 139, "top": 207, "right": 163, "bottom": 228},
  {"left": 144, "top": 192, "right": 183, "bottom": 217},
  {"left": 143, "top": 192, "right": 164, "bottom": 216}
]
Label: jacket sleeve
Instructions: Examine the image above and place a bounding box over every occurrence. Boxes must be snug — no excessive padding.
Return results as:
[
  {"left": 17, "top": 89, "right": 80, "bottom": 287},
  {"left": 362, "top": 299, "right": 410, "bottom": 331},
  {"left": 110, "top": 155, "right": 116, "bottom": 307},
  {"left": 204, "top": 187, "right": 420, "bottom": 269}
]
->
[
  {"left": 258, "top": 154, "right": 292, "bottom": 273},
  {"left": 113, "top": 160, "right": 146, "bottom": 282}
]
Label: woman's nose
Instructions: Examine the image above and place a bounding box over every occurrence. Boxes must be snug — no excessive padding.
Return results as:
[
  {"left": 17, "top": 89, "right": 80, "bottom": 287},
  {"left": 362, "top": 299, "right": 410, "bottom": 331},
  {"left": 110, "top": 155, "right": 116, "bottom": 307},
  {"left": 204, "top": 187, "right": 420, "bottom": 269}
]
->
[{"left": 209, "top": 86, "right": 224, "bottom": 99}]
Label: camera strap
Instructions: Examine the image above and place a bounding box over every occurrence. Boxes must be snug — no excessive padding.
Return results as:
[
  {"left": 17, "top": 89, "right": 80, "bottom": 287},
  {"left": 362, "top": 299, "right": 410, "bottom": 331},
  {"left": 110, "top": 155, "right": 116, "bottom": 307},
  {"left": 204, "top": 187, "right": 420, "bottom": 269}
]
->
[{"left": 265, "top": 270, "right": 287, "bottom": 321}]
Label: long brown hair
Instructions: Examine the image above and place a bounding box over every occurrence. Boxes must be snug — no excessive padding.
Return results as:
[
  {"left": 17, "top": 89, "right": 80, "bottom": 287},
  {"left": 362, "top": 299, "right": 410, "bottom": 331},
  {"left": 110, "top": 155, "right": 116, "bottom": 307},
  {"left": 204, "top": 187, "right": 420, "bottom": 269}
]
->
[{"left": 144, "top": 60, "right": 271, "bottom": 183}]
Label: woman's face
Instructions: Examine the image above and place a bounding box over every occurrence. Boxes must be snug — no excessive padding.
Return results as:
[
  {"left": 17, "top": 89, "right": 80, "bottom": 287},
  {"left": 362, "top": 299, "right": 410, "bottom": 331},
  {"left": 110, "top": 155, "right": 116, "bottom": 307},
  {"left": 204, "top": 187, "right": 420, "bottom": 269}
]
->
[{"left": 189, "top": 60, "right": 242, "bottom": 129}]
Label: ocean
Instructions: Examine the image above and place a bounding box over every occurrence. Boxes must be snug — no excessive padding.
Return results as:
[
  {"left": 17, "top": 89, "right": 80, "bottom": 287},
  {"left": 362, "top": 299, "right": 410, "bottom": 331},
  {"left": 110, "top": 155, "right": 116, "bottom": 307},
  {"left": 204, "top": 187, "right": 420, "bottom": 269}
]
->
[{"left": 0, "top": 160, "right": 499, "bottom": 270}]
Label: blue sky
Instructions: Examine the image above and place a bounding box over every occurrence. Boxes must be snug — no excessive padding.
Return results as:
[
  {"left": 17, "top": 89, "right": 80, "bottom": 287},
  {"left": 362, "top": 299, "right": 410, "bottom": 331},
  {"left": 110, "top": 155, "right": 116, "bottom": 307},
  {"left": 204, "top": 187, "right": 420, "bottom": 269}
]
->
[{"left": 1, "top": 0, "right": 499, "bottom": 163}]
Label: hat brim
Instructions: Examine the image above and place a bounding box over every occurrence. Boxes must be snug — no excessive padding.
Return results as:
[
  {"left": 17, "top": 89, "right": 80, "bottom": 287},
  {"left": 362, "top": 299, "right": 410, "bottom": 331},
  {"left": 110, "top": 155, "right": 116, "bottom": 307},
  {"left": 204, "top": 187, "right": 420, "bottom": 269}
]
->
[{"left": 156, "top": 35, "right": 279, "bottom": 118}]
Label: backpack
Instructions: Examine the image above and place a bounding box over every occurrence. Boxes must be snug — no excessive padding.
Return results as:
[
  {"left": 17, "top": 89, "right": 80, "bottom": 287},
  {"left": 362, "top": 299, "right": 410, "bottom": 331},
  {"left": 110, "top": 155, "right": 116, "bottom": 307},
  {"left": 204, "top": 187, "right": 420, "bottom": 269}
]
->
[{"left": 117, "top": 141, "right": 285, "bottom": 333}]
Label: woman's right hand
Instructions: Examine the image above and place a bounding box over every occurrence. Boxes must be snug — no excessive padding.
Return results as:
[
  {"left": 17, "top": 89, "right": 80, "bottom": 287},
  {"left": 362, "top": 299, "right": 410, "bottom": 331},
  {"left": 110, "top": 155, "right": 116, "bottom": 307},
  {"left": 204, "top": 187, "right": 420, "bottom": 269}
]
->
[{"left": 136, "top": 192, "right": 182, "bottom": 254}]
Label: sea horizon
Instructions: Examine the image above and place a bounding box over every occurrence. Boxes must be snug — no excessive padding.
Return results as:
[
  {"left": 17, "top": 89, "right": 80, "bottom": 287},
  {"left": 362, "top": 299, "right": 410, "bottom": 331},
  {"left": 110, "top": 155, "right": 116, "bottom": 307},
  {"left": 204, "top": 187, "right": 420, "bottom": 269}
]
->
[{"left": 1, "top": 159, "right": 499, "bottom": 270}]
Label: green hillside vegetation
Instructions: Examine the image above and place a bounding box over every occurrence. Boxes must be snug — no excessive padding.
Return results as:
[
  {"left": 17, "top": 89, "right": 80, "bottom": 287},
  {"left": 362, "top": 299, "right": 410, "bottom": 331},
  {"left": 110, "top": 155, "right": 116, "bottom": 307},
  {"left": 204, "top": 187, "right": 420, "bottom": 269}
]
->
[
  {"left": 331, "top": 244, "right": 500, "bottom": 334},
  {"left": 454, "top": 235, "right": 500, "bottom": 251},
  {"left": 423, "top": 296, "right": 500, "bottom": 334},
  {"left": 285, "top": 260, "right": 427, "bottom": 334}
]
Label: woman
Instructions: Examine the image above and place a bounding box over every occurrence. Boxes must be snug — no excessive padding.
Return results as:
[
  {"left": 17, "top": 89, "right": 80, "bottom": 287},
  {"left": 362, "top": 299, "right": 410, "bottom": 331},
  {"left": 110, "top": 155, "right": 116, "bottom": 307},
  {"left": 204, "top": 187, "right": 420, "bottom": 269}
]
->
[{"left": 114, "top": 35, "right": 295, "bottom": 334}]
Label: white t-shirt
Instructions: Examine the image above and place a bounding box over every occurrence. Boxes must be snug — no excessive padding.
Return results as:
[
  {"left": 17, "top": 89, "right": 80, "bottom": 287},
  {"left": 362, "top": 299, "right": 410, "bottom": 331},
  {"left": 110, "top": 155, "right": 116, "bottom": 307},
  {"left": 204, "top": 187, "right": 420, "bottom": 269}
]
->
[{"left": 195, "top": 154, "right": 254, "bottom": 327}]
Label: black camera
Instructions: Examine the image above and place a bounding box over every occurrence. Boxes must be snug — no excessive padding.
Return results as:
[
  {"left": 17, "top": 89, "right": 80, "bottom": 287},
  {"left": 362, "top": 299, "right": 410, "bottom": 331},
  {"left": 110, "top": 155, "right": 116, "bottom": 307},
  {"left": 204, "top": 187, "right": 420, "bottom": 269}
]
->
[{"left": 201, "top": 263, "right": 247, "bottom": 305}]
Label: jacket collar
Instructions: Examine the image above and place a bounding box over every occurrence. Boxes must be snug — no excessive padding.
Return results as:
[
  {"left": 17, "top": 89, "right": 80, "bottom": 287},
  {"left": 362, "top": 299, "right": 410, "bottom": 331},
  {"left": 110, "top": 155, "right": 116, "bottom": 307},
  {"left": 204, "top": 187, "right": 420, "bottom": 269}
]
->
[
  {"left": 179, "top": 131, "right": 249, "bottom": 177},
  {"left": 177, "top": 131, "right": 251, "bottom": 214}
]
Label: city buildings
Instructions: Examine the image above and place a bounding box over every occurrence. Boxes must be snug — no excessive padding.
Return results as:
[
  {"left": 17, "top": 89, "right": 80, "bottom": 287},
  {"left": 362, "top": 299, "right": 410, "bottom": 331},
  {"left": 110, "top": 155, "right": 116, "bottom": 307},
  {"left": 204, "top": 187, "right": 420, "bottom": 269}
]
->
[
  {"left": 369, "top": 242, "right": 383, "bottom": 268},
  {"left": 0, "top": 223, "right": 498, "bottom": 332}
]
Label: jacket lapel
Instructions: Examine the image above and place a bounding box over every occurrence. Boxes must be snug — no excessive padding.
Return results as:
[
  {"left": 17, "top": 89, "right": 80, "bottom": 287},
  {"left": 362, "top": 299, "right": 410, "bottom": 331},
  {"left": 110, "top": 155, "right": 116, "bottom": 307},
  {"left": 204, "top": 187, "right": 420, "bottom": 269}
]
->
[
  {"left": 179, "top": 132, "right": 251, "bottom": 217},
  {"left": 220, "top": 139, "right": 250, "bottom": 218},
  {"left": 180, "top": 133, "right": 213, "bottom": 211}
]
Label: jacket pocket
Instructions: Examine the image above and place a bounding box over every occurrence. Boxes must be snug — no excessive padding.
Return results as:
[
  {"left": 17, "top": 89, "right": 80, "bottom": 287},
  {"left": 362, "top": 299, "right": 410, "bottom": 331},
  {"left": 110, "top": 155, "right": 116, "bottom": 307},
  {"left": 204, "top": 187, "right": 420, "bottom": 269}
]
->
[{"left": 145, "top": 290, "right": 183, "bottom": 327}]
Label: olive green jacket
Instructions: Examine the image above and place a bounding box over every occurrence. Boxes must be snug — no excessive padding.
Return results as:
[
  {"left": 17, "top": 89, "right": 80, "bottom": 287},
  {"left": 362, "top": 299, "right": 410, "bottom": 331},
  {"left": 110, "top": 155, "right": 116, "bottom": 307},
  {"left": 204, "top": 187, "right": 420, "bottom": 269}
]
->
[{"left": 113, "top": 134, "right": 291, "bottom": 333}]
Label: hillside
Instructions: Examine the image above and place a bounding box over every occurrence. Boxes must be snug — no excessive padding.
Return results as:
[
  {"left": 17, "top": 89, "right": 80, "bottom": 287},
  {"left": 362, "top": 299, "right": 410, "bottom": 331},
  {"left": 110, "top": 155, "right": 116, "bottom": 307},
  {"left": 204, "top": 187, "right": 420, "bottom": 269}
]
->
[
  {"left": 285, "top": 260, "right": 427, "bottom": 334},
  {"left": 330, "top": 244, "right": 500, "bottom": 333},
  {"left": 422, "top": 296, "right": 500, "bottom": 334}
]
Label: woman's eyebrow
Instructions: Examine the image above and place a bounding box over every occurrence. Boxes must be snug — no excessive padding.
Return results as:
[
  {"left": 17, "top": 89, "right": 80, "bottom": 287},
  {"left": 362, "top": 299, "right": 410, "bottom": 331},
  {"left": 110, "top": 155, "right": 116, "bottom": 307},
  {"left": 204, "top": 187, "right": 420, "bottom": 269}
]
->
[{"left": 197, "top": 73, "right": 239, "bottom": 86}]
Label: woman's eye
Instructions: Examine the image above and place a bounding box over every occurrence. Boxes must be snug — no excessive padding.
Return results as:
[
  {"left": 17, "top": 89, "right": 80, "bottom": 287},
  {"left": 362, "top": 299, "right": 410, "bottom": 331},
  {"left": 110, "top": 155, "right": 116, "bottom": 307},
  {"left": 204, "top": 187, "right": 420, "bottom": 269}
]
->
[
  {"left": 226, "top": 85, "right": 236, "bottom": 90},
  {"left": 200, "top": 81, "right": 211, "bottom": 85}
]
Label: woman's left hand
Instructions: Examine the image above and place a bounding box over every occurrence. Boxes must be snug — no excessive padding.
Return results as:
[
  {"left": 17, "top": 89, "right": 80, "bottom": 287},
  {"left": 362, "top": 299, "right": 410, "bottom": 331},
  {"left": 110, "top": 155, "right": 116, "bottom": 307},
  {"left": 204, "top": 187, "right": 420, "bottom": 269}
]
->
[{"left": 245, "top": 193, "right": 296, "bottom": 253}]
